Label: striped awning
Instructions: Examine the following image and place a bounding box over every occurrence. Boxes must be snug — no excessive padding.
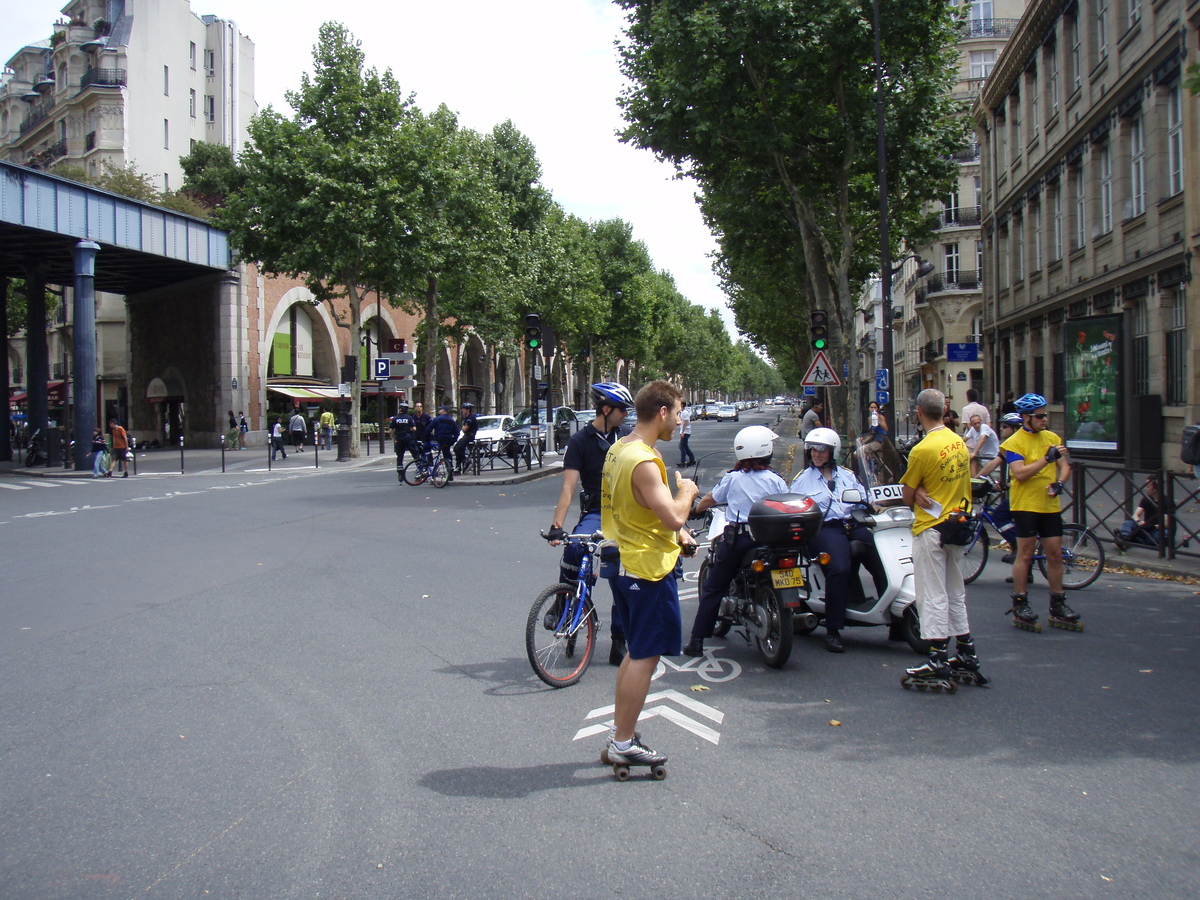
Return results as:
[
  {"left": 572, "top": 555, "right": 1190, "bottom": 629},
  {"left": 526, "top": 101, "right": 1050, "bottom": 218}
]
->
[{"left": 268, "top": 385, "right": 340, "bottom": 400}]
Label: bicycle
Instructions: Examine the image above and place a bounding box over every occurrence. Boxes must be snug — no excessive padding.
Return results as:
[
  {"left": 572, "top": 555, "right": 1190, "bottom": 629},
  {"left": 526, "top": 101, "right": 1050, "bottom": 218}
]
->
[
  {"left": 402, "top": 441, "right": 450, "bottom": 488},
  {"left": 525, "top": 531, "right": 606, "bottom": 687},
  {"left": 960, "top": 484, "right": 1104, "bottom": 589}
]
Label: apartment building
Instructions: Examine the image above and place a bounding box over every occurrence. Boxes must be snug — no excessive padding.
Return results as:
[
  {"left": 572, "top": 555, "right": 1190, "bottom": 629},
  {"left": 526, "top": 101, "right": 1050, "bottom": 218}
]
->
[
  {"left": 973, "top": 0, "right": 1196, "bottom": 468},
  {"left": 1, "top": 0, "right": 254, "bottom": 428},
  {"left": 884, "top": 1, "right": 1029, "bottom": 415}
]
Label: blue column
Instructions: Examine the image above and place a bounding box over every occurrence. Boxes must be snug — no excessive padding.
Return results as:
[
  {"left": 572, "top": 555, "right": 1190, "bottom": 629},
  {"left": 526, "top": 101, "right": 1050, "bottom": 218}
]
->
[
  {"left": 23, "top": 263, "right": 49, "bottom": 442},
  {"left": 71, "top": 241, "right": 101, "bottom": 470}
]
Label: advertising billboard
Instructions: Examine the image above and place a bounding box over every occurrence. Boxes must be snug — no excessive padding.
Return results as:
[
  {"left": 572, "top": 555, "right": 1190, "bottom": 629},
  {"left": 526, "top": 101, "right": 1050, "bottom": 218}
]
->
[{"left": 1062, "top": 316, "right": 1120, "bottom": 453}]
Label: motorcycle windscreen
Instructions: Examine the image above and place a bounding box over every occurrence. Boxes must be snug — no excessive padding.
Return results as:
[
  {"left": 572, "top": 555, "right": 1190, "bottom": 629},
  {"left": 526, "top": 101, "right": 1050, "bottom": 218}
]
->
[{"left": 850, "top": 433, "right": 908, "bottom": 508}]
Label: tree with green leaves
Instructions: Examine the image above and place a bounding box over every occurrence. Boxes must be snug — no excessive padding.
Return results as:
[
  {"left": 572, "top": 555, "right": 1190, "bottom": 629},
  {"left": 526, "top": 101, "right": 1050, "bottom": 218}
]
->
[
  {"left": 616, "top": 0, "right": 964, "bottom": 435},
  {"left": 219, "top": 22, "right": 419, "bottom": 454},
  {"left": 179, "top": 142, "right": 245, "bottom": 210}
]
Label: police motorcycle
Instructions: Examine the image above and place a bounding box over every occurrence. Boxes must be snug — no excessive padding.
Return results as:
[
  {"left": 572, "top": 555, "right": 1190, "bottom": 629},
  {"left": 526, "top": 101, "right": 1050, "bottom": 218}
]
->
[
  {"left": 698, "top": 493, "right": 824, "bottom": 668},
  {"left": 790, "top": 432, "right": 930, "bottom": 655}
]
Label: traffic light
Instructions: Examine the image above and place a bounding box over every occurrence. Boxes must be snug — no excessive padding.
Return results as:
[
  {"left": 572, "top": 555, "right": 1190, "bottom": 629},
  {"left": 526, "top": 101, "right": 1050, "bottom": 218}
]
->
[
  {"left": 810, "top": 310, "right": 829, "bottom": 351},
  {"left": 525, "top": 313, "right": 542, "bottom": 352}
]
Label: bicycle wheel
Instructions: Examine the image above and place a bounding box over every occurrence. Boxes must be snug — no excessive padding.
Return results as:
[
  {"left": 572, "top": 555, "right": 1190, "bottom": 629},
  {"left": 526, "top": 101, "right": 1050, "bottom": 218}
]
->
[
  {"left": 1038, "top": 524, "right": 1104, "bottom": 590},
  {"left": 960, "top": 522, "right": 989, "bottom": 584},
  {"left": 430, "top": 453, "right": 449, "bottom": 488},
  {"left": 402, "top": 460, "right": 428, "bottom": 486},
  {"left": 525, "top": 583, "right": 596, "bottom": 687}
]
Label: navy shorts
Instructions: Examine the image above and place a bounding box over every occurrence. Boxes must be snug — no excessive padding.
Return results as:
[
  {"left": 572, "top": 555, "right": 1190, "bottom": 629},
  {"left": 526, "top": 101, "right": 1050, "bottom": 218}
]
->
[
  {"left": 1012, "top": 509, "right": 1064, "bottom": 540},
  {"left": 610, "top": 572, "right": 681, "bottom": 659}
]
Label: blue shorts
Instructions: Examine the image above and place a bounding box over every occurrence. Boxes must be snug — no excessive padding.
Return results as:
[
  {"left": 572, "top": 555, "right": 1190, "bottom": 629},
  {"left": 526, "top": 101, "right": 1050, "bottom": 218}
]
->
[{"left": 610, "top": 572, "right": 681, "bottom": 659}]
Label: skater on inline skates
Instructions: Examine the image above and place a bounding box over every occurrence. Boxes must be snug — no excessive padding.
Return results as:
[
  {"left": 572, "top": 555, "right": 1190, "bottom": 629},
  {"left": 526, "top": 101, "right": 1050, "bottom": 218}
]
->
[
  {"left": 790, "top": 427, "right": 876, "bottom": 653},
  {"left": 898, "top": 389, "right": 988, "bottom": 690},
  {"left": 600, "top": 382, "right": 699, "bottom": 771},
  {"left": 1000, "top": 393, "right": 1079, "bottom": 631},
  {"left": 682, "top": 425, "right": 789, "bottom": 658}
]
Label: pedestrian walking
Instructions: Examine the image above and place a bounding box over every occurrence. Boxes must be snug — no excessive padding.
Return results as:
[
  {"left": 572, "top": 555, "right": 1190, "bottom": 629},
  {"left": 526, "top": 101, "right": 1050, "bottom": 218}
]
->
[
  {"left": 226, "top": 410, "right": 240, "bottom": 450},
  {"left": 109, "top": 419, "right": 130, "bottom": 478},
  {"left": 319, "top": 407, "right": 335, "bottom": 451},
  {"left": 677, "top": 402, "right": 697, "bottom": 467},
  {"left": 90, "top": 427, "right": 109, "bottom": 477},
  {"left": 271, "top": 418, "right": 288, "bottom": 460},
  {"left": 289, "top": 411, "right": 307, "bottom": 452},
  {"left": 600, "top": 381, "right": 698, "bottom": 771},
  {"left": 898, "top": 388, "right": 987, "bottom": 690},
  {"left": 238, "top": 412, "right": 248, "bottom": 450}
]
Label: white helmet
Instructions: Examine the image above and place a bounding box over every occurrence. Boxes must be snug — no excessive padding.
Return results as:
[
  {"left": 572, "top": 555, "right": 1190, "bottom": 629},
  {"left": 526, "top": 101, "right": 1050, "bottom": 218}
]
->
[
  {"left": 734, "top": 425, "right": 778, "bottom": 461},
  {"left": 804, "top": 427, "right": 841, "bottom": 457}
]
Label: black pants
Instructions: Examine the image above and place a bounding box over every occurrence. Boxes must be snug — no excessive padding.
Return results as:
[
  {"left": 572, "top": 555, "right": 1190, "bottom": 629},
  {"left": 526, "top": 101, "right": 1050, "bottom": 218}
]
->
[
  {"left": 808, "top": 522, "right": 874, "bottom": 633},
  {"left": 395, "top": 438, "right": 417, "bottom": 469},
  {"left": 453, "top": 435, "right": 475, "bottom": 472},
  {"left": 690, "top": 529, "right": 756, "bottom": 641}
]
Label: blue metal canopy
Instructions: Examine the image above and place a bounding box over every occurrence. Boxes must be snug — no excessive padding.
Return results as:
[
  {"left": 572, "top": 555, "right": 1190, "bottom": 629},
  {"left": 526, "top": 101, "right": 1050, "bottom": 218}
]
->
[{"left": 0, "top": 159, "right": 230, "bottom": 293}]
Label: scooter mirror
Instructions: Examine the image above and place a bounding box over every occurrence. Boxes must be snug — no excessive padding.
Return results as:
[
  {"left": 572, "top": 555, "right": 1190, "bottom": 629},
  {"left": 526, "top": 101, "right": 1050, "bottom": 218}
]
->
[{"left": 841, "top": 488, "right": 864, "bottom": 505}]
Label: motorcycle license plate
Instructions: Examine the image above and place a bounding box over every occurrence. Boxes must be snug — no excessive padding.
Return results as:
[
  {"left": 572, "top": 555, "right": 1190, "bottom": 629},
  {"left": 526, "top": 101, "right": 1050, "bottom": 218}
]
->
[{"left": 770, "top": 567, "right": 804, "bottom": 589}]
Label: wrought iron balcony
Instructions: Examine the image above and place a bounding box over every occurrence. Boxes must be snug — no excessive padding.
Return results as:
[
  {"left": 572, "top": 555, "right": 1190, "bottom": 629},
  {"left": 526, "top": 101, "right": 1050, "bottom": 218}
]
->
[
  {"left": 959, "top": 18, "right": 1021, "bottom": 39},
  {"left": 951, "top": 144, "right": 981, "bottom": 163},
  {"left": 18, "top": 99, "right": 55, "bottom": 135},
  {"left": 80, "top": 67, "right": 126, "bottom": 89},
  {"left": 938, "top": 207, "right": 981, "bottom": 228},
  {"left": 926, "top": 270, "right": 981, "bottom": 294}
]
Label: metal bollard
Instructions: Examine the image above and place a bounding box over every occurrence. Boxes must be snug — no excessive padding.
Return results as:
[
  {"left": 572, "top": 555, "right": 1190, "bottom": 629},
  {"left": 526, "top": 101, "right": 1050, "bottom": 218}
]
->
[
  {"left": 130, "top": 437, "right": 137, "bottom": 476},
  {"left": 220, "top": 433, "right": 226, "bottom": 473},
  {"left": 312, "top": 421, "right": 319, "bottom": 469},
  {"left": 179, "top": 434, "right": 185, "bottom": 474}
]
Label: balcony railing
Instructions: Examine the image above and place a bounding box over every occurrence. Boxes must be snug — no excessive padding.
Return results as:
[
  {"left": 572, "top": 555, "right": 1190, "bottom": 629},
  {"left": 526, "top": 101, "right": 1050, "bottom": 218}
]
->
[
  {"left": 951, "top": 76, "right": 988, "bottom": 103},
  {"left": 938, "top": 207, "right": 981, "bottom": 228},
  {"left": 926, "top": 270, "right": 981, "bottom": 294},
  {"left": 959, "top": 18, "right": 1021, "bottom": 39},
  {"left": 18, "top": 99, "right": 55, "bottom": 135},
  {"left": 951, "top": 144, "right": 981, "bottom": 163},
  {"left": 80, "top": 67, "right": 126, "bottom": 89}
]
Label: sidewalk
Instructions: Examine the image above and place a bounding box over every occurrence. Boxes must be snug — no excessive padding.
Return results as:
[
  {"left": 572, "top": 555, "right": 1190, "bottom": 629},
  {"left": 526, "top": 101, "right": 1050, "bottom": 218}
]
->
[{"left": 0, "top": 442, "right": 562, "bottom": 486}]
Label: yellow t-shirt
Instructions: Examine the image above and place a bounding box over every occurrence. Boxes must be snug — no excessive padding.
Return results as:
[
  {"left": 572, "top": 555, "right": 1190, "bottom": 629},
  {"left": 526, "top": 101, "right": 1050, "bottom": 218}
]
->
[
  {"left": 899, "top": 427, "right": 972, "bottom": 535},
  {"left": 601, "top": 437, "right": 679, "bottom": 581},
  {"left": 1000, "top": 426, "right": 1062, "bottom": 513}
]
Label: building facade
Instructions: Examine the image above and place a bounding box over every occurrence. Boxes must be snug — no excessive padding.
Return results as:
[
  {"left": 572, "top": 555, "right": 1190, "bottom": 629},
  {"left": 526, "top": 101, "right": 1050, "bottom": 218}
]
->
[
  {"left": 973, "top": 0, "right": 1196, "bottom": 469},
  {"left": 886, "top": 1, "right": 1028, "bottom": 417}
]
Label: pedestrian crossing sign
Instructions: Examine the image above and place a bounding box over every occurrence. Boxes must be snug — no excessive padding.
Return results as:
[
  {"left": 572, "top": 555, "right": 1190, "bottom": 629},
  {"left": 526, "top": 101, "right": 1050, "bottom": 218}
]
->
[{"left": 800, "top": 350, "right": 841, "bottom": 387}]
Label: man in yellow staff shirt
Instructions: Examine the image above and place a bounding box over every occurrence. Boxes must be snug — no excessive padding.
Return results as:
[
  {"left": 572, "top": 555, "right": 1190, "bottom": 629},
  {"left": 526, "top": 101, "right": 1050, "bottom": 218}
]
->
[
  {"left": 600, "top": 381, "right": 698, "bottom": 770},
  {"left": 1000, "top": 393, "right": 1078, "bottom": 630},
  {"left": 899, "top": 388, "right": 988, "bottom": 689}
]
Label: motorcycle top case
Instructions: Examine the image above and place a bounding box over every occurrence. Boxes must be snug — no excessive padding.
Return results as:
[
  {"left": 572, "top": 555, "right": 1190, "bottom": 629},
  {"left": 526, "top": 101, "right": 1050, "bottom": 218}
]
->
[{"left": 747, "top": 493, "right": 823, "bottom": 545}]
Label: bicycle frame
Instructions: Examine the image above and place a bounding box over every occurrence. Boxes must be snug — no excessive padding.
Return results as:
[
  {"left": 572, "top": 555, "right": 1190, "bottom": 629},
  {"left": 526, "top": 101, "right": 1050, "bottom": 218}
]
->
[{"left": 553, "top": 536, "right": 600, "bottom": 637}]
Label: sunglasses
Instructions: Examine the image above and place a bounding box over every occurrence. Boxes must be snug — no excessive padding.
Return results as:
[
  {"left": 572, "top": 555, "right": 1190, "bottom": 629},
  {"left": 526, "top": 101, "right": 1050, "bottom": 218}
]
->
[{"left": 1031, "top": 413, "right": 1049, "bottom": 420}]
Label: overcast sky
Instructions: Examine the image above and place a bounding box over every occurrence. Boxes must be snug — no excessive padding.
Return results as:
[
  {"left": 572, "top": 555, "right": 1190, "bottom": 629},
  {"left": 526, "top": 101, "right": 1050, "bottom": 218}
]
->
[{"left": 11, "top": 0, "right": 737, "bottom": 335}]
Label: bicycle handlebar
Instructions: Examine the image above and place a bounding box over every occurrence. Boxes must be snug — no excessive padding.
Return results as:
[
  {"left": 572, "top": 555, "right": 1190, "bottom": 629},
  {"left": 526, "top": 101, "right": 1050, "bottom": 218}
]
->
[{"left": 541, "top": 529, "right": 604, "bottom": 543}]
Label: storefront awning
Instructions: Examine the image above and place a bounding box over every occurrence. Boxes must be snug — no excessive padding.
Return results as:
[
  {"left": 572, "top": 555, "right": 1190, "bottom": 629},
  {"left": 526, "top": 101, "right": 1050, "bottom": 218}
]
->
[
  {"left": 9, "top": 380, "right": 66, "bottom": 404},
  {"left": 268, "top": 385, "right": 341, "bottom": 400}
]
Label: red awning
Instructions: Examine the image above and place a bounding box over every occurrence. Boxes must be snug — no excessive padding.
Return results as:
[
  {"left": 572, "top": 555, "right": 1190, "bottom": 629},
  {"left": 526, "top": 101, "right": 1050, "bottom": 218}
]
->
[{"left": 9, "top": 380, "right": 66, "bottom": 404}]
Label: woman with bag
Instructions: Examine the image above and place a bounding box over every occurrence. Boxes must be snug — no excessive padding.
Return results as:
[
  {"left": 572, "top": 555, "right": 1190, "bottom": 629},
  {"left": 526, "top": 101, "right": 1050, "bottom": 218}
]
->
[{"left": 90, "top": 427, "right": 109, "bottom": 478}]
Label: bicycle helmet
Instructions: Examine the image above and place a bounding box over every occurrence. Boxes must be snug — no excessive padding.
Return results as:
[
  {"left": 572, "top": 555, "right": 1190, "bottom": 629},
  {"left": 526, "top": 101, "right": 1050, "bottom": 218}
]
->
[
  {"left": 461, "top": 401, "right": 474, "bottom": 409},
  {"left": 733, "top": 425, "right": 778, "bottom": 461},
  {"left": 804, "top": 427, "right": 841, "bottom": 457},
  {"left": 398, "top": 400, "right": 409, "bottom": 411},
  {"left": 591, "top": 381, "right": 633, "bottom": 411},
  {"left": 1013, "top": 392, "right": 1047, "bottom": 413},
  {"left": 1000, "top": 412, "right": 1023, "bottom": 427}
]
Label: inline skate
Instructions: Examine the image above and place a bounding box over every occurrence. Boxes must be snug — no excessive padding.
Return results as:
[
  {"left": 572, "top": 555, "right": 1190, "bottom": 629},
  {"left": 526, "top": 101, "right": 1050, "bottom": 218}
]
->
[
  {"left": 947, "top": 638, "right": 990, "bottom": 687},
  {"left": 1006, "top": 592, "right": 1041, "bottom": 633},
  {"left": 1048, "top": 593, "right": 1084, "bottom": 632},
  {"left": 900, "top": 651, "right": 958, "bottom": 694}
]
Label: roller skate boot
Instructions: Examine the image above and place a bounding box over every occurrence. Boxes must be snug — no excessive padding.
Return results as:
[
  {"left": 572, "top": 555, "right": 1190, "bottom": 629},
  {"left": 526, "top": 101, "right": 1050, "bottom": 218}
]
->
[
  {"left": 1005, "top": 592, "right": 1041, "bottom": 633},
  {"left": 603, "top": 735, "right": 667, "bottom": 781},
  {"left": 947, "top": 638, "right": 990, "bottom": 687},
  {"left": 900, "top": 650, "right": 957, "bottom": 694},
  {"left": 1048, "top": 593, "right": 1083, "bottom": 632}
]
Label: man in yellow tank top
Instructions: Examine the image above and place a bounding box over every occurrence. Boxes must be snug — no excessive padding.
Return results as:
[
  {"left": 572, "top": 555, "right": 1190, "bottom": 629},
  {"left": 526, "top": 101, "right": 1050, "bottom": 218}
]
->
[{"left": 600, "top": 381, "right": 699, "bottom": 769}]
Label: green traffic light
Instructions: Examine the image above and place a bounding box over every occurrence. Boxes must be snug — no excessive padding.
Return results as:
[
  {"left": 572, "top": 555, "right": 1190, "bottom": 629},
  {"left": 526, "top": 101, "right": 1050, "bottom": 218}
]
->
[
  {"left": 813, "top": 338, "right": 827, "bottom": 350},
  {"left": 529, "top": 338, "right": 540, "bottom": 349}
]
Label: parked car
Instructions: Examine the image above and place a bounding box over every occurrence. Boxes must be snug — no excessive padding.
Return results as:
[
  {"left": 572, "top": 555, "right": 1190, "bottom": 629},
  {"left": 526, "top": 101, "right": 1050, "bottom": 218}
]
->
[
  {"left": 513, "top": 406, "right": 576, "bottom": 451},
  {"left": 717, "top": 404, "right": 739, "bottom": 422},
  {"left": 474, "top": 415, "right": 517, "bottom": 443}
]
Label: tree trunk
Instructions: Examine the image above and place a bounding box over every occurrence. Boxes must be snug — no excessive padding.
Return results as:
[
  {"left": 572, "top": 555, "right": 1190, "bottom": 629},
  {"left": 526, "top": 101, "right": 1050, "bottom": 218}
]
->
[{"left": 420, "top": 277, "right": 440, "bottom": 414}]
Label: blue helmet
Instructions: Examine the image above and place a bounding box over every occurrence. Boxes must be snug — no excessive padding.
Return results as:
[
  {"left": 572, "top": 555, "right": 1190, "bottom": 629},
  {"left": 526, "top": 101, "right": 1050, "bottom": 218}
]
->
[
  {"left": 591, "top": 382, "right": 633, "bottom": 410},
  {"left": 1013, "top": 393, "right": 1047, "bottom": 414}
]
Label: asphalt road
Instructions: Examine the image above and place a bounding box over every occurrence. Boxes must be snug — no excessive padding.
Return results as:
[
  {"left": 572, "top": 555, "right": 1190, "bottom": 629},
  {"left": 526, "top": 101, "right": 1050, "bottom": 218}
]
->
[{"left": 1, "top": 411, "right": 1197, "bottom": 899}]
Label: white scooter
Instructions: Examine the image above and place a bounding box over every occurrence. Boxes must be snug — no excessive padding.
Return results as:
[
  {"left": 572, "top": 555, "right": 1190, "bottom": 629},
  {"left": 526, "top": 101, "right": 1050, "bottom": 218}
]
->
[{"left": 792, "top": 485, "right": 929, "bottom": 654}]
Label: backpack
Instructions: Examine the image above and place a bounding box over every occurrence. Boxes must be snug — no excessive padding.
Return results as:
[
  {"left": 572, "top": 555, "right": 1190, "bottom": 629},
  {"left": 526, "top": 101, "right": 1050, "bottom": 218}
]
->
[{"left": 1181, "top": 424, "right": 1200, "bottom": 465}]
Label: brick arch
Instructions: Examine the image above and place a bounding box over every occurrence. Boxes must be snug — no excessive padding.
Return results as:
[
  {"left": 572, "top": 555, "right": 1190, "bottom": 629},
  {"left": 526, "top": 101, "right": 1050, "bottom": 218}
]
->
[{"left": 261, "top": 287, "right": 342, "bottom": 385}]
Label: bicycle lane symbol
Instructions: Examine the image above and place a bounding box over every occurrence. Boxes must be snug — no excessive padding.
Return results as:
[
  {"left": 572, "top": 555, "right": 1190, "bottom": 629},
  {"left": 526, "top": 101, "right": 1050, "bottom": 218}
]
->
[{"left": 652, "top": 649, "right": 741, "bottom": 683}]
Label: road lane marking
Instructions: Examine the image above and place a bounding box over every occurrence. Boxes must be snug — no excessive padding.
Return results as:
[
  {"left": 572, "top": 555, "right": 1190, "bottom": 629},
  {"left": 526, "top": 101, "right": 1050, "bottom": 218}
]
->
[{"left": 574, "top": 688, "right": 725, "bottom": 745}]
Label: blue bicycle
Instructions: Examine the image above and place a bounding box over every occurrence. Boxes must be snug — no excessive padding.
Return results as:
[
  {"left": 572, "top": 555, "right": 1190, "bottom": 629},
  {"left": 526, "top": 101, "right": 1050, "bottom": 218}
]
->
[
  {"left": 960, "top": 482, "right": 1104, "bottom": 589},
  {"left": 525, "top": 531, "right": 607, "bottom": 687}
]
